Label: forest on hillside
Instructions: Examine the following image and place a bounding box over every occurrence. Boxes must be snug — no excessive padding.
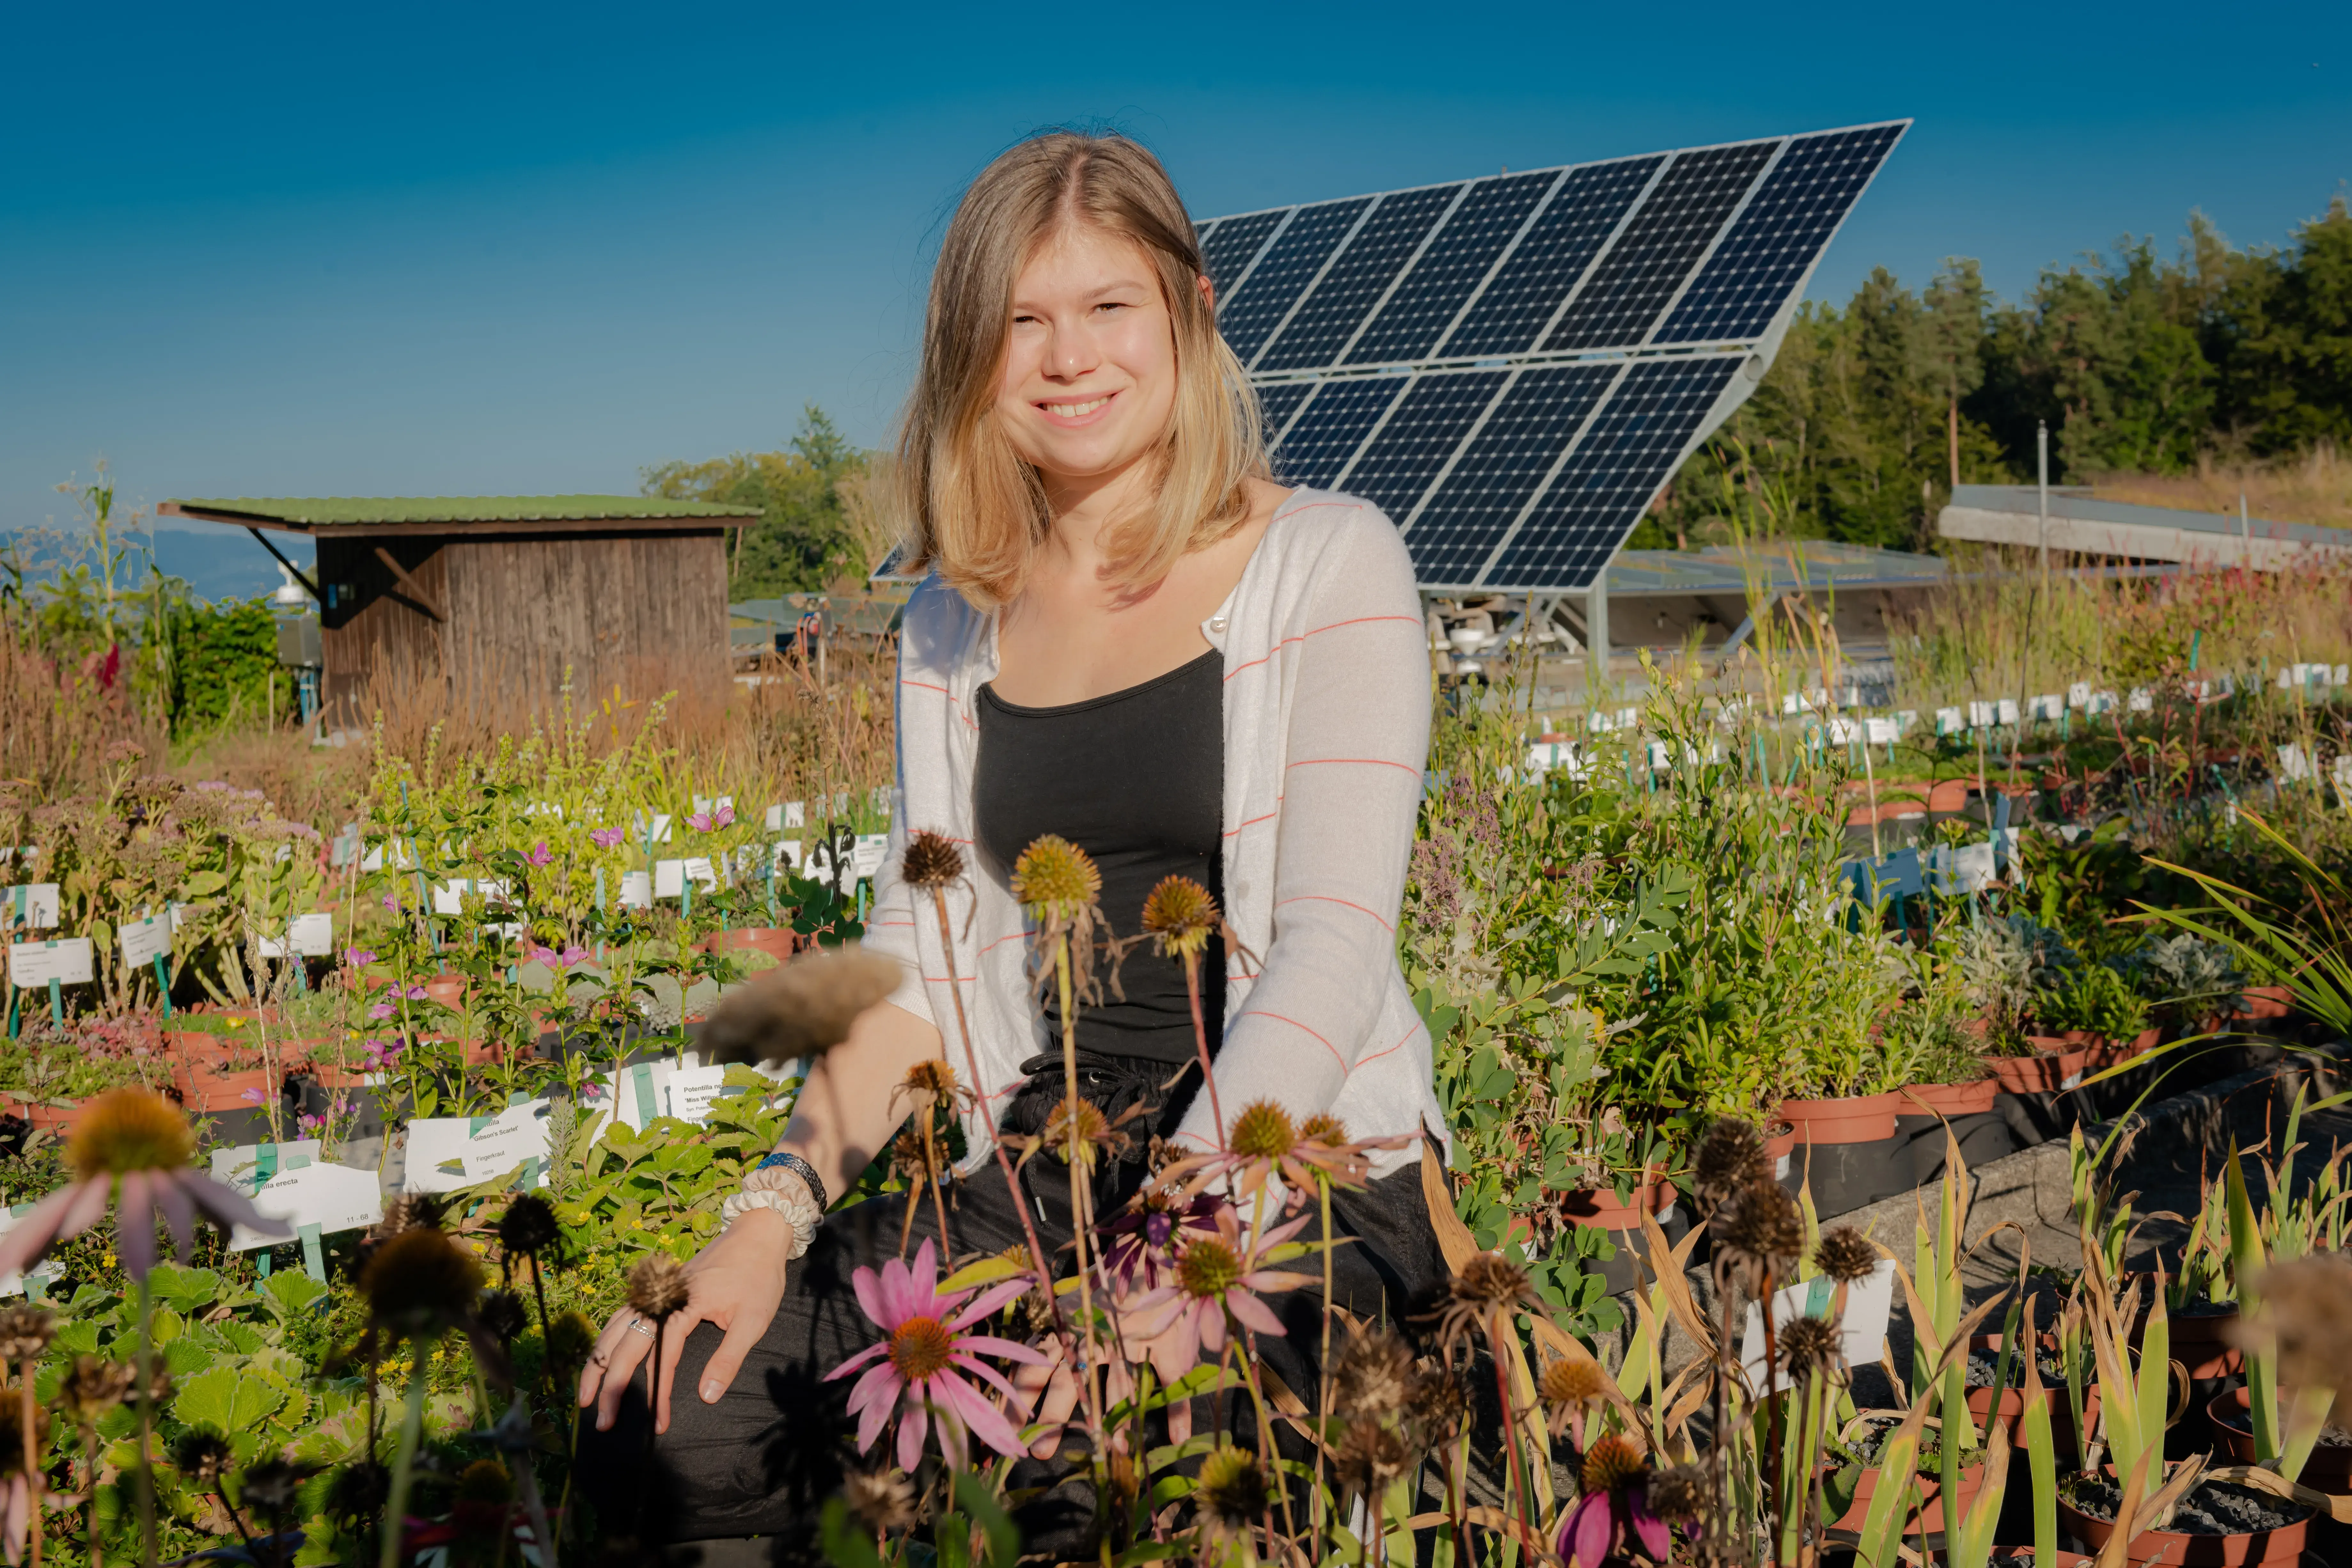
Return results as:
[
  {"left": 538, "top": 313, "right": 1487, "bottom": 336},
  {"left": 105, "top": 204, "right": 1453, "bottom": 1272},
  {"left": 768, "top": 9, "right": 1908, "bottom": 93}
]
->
[{"left": 1639, "top": 194, "right": 2352, "bottom": 551}]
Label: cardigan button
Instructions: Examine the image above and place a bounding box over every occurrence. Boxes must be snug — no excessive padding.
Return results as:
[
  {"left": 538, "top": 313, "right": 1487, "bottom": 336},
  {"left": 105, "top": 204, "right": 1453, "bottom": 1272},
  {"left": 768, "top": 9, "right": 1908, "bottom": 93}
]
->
[{"left": 1207, "top": 615, "right": 1228, "bottom": 634}]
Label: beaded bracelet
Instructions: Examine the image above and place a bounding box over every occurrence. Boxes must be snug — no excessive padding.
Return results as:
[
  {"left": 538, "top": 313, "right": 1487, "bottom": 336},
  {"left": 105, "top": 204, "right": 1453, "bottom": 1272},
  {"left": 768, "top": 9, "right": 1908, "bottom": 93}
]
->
[{"left": 751, "top": 1149, "right": 828, "bottom": 1213}]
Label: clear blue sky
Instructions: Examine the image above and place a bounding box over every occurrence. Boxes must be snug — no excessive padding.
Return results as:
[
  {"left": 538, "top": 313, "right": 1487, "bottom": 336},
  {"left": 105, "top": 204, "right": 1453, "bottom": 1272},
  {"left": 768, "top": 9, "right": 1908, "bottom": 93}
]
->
[{"left": 5, "top": 0, "right": 2347, "bottom": 586}]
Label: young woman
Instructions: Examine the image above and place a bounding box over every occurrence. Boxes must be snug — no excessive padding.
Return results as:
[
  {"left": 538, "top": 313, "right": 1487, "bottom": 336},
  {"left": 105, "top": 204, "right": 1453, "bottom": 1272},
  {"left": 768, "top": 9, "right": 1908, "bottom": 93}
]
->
[{"left": 577, "top": 129, "right": 1449, "bottom": 1548}]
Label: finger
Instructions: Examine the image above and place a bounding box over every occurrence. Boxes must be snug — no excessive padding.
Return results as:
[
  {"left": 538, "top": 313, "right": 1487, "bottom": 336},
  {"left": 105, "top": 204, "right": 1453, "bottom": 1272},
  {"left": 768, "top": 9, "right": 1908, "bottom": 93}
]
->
[
  {"left": 653, "top": 1308, "right": 710, "bottom": 1435},
  {"left": 594, "top": 1320, "right": 657, "bottom": 1431},
  {"left": 696, "top": 1303, "right": 770, "bottom": 1407},
  {"left": 577, "top": 1311, "right": 637, "bottom": 1408}
]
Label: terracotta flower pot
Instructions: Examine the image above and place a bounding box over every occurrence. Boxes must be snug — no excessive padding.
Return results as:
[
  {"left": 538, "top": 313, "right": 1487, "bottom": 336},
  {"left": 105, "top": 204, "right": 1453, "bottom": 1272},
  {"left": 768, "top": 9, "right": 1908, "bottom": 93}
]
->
[
  {"left": 1899, "top": 1078, "right": 2000, "bottom": 1117},
  {"left": 1558, "top": 1177, "right": 1678, "bottom": 1231},
  {"left": 2235, "top": 985, "right": 2293, "bottom": 1021},
  {"left": 421, "top": 976, "right": 468, "bottom": 1010},
  {"left": 1960, "top": 1332, "right": 2097, "bottom": 1456},
  {"left": 1825, "top": 1451, "right": 1988, "bottom": 1533},
  {"left": 1778, "top": 1092, "right": 1899, "bottom": 1145},
  {"left": 701, "top": 926, "right": 800, "bottom": 965},
  {"left": 1991, "top": 1043, "right": 2098, "bottom": 1094},
  {"left": 2117, "top": 1280, "right": 2241, "bottom": 1380},
  {"left": 2059, "top": 1475, "right": 2310, "bottom": 1565},
  {"left": 2207, "top": 1386, "right": 2352, "bottom": 1493},
  {"left": 173, "top": 1066, "right": 282, "bottom": 1116}
]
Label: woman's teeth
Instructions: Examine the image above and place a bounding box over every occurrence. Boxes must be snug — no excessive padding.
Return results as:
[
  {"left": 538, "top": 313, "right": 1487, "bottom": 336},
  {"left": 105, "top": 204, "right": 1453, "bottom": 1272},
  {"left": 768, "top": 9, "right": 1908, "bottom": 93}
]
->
[{"left": 1044, "top": 396, "right": 1111, "bottom": 417}]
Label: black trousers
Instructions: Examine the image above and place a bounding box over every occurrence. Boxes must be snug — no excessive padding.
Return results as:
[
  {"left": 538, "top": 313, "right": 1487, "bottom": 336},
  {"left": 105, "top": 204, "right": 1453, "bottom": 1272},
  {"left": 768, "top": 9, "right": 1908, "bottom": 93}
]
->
[{"left": 579, "top": 1056, "right": 1450, "bottom": 1553}]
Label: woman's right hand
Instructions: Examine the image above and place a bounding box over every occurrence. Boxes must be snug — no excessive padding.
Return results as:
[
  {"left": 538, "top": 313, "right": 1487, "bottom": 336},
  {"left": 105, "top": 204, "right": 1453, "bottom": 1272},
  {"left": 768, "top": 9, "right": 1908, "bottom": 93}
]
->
[{"left": 578, "top": 1205, "right": 795, "bottom": 1435}]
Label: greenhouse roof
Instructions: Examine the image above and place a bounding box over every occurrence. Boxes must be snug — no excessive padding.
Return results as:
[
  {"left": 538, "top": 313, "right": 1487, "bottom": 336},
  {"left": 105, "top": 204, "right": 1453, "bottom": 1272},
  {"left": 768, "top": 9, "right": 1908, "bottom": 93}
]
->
[{"left": 157, "top": 496, "right": 756, "bottom": 535}]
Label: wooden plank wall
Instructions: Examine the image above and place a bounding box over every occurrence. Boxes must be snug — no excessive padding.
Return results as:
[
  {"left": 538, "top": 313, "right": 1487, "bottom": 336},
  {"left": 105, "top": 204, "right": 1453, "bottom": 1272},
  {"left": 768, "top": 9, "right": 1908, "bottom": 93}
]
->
[{"left": 316, "top": 530, "right": 729, "bottom": 720}]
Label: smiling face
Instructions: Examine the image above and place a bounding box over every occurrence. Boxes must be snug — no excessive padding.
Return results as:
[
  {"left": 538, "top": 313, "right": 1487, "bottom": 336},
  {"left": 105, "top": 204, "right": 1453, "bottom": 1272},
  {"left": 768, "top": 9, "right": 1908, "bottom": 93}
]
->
[{"left": 993, "top": 221, "right": 1188, "bottom": 497}]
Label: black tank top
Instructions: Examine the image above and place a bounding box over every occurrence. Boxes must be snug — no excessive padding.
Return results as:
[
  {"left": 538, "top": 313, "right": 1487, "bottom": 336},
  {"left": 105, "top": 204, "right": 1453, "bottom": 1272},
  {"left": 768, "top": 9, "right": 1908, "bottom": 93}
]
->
[{"left": 974, "top": 649, "right": 1224, "bottom": 1065}]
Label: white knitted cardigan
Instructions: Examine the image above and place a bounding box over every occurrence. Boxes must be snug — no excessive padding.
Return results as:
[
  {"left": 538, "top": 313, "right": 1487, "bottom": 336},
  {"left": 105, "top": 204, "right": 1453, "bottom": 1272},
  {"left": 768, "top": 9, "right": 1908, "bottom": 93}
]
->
[{"left": 860, "top": 487, "right": 1443, "bottom": 1179}]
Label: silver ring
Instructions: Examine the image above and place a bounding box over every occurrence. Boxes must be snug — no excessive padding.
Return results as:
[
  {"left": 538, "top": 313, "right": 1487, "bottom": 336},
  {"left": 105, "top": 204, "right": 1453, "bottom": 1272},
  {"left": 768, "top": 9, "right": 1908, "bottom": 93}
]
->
[{"left": 629, "top": 1320, "right": 657, "bottom": 1338}]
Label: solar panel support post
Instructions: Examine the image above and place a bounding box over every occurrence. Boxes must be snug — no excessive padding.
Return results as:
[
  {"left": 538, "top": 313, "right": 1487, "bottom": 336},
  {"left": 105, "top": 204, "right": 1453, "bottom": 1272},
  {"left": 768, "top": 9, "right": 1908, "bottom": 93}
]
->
[
  {"left": 2036, "top": 420, "right": 2050, "bottom": 582},
  {"left": 1585, "top": 578, "right": 1610, "bottom": 672}
]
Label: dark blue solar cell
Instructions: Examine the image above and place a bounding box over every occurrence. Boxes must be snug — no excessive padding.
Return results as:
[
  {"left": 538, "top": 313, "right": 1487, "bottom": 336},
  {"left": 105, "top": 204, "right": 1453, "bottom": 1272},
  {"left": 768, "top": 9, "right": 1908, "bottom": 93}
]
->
[
  {"left": 1345, "top": 171, "right": 1557, "bottom": 366},
  {"left": 1484, "top": 357, "right": 1744, "bottom": 590},
  {"left": 1253, "top": 380, "right": 1314, "bottom": 449},
  {"left": 1333, "top": 370, "right": 1505, "bottom": 520},
  {"left": 1201, "top": 209, "right": 1286, "bottom": 301},
  {"left": 1256, "top": 184, "right": 1461, "bottom": 371},
  {"left": 1218, "top": 199, "right": 1373, "bottom": 365},
  {"left": 1402, "top": 364, "right": 1617, "bottom": 587},
  {"left": 1267, "top": 377, "right": 1407, "bottom": 490},
  {"left": 1541, "top": 142, "right": 1775, "bottom": 352},
  {"left": 1439, "top": 158, "right": 1663, "bottom": 358},
  {"left": 1654, "top": 124, "right": 1906, "bottom": 344}
]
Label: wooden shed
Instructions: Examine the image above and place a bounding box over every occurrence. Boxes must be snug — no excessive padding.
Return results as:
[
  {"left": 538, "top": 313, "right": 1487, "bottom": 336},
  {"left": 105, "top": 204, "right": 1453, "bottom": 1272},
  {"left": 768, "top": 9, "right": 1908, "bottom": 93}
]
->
[{"left": 156, "top": 495, "right": 757, "bottom": 717}]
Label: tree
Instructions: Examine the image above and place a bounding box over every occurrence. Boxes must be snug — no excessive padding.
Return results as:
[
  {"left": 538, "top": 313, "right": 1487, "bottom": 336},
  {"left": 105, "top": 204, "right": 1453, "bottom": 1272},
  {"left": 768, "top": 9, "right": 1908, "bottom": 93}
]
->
[
  {"left": 641, "top": 405, "right": 875, "bottom": 598},
  {"left": 1922, "top": 260, "right": 1988, "bottom": 487}
]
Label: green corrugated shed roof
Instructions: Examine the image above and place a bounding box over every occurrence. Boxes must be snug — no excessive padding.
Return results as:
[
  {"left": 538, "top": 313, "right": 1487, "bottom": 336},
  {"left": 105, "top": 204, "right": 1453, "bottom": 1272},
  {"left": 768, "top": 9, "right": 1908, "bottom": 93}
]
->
[{"left": 163, "top": 495, "right": 751, "bottom": 526}]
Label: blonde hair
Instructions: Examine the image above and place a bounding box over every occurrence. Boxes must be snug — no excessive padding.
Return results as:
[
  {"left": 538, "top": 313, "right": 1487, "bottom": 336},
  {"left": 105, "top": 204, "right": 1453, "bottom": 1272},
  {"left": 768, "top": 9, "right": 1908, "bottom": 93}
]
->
[{"left": 891, "top": 130, "right": 1268, "bottom": 607}]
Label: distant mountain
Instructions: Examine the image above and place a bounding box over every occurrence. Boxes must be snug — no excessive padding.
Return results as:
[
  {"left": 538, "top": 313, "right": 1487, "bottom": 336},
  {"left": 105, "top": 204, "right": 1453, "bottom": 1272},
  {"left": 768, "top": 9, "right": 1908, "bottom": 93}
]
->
[{"left": 1, "top": 526, "right": 314, "bottom": 607}]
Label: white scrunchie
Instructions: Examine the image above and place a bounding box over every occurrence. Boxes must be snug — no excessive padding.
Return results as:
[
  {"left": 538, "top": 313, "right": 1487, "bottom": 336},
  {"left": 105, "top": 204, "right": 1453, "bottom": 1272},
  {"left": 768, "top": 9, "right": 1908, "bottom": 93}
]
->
[{"left": 719, "top": 1164, "right": 823, "bottom": 1260}]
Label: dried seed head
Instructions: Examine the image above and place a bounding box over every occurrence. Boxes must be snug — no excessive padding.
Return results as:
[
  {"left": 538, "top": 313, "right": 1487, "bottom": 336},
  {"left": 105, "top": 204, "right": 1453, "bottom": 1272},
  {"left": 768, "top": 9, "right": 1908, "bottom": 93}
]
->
[
  {"left": 843, "top": 1467, "right": 917, "bottom": 1535},
  {"left": 1010, "top": 835, "right": 1101, "bottom": 917},
  {"left": 1691, "top": 1119, "right": 1770, "bottom": 1205},
  {"left": 1333, "top": 1326, "right": 1416, "bottom": 1419},
  {"left": 901, "top": 831, "right": 966, "bottom": 891},
  {"left": 547, "top": 1311, "right": 599, "bottom": 1371},
  {"left": 361, "top": 1227, "right": 486, "bottom": 1333},
  {"left": 1299, "top": 1112, "right": 1349, "bottom": 1147},
  {"left": 889, "top": 1126, "right": 937, "bottom": 1186},
  {"left": 1777, "top": 1315, "right": 1846, "bottom": 1381},
  {"left": 627, "top": 1254, "right": 691, "bottom": 1321},
  {"left": 59, "top": 1356, "right": 137, "bottom": 1423},
  {"left": 1042, "top": 1095, "right": 1125, "bottom": 1171},
  {"left": 900, "top": 1058, "right": 961, "bottom": 1110},
  {"left": 1540, "top": 1356, "right": 1607, "bottom": 1408},
  {"left": 1406, "top": 1367, "right": 1469, "bottom": 1443},
  {"left": 700, "top": 946, "right": 904, "bottom": 1066},
  {"left": 1580, "top": 1432, "right": 1647, "bottom": 1495},
  {"left": 2232, "top": 1254, "right": 2352, "bottom": 1400},
  {"left": 375, "top": 1194, "right": 445, "bottom": 1238},
  {"left": 67, "top": 1087, "right": 194, "bottom": 1179},
  {"left": 478, "top": 1290, "right": 529, "bottom": 1342},
  {"left": 1141, "top": 875, "right": 1219, "bottom": 959},
  {"left": 1452, "top": 1252, "right": 1542, "bottom": 1314},
  {"left": 1647, "top": 1462, "right": 1708, "bottom": 1520},
  {"left": 176, "top": 1431, "right": 233, "bottom": 1484},
  {"left": 495, "top": 1194, "right": 561, "bottom": 1259},
  {"left": 0, "top": 1403, "right": 49, "bottom": 1473},
  {"left": 330, "top": 1461, "right": 391, "bottom": 1520},
  {"left": 1230, "top": 1100, "right": 1297, "bottom": 1161},
  {"left": 1193, "top": 1445, "right": 1268, "bottom": 1532},
  {"left": 1710, "top": 1180, "right": 1805, "bottom": 1276},
  {"left": 1333, "top": 1419, "right": 1411, "bottom": 1496},
  {"left": 0, "top": 1305, "right": 56, "bottom": 1361},
  {"left": 239, "top": 1458, "right": 303, "bottom": 1513},
  {"left": 1812, "top": 1225, "right": 1879, "bottom": 1285}
]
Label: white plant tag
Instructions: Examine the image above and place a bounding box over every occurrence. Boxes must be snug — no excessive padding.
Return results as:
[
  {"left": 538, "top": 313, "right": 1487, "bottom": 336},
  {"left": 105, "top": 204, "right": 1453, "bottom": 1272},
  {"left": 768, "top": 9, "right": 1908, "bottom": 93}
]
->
[
  {"left": 1739, "top": 1258, "right": 1897, "bottom": 1389},
  {"left": 258, "top": 912, "right": 336, "bottom": 959},
  {"left": 8, "top": 939, "right": 93, "bottom": 987},
  {"left": 121, "top": 916, "right": 172, "bottom": 967},
  {"left": 3, "top": 885, "right": 60, "bottom": 931},
  {"left": 619, "top": 871, "right": 653, "bottom": 910},
  {"left": 852, "top": 834, "right": 890, "bottom": 880},
  {"left": 654, "top": 859, "right": 686, "bottom": 898},
  {"left": 663, "top": 1064, "right": 732, "bottom": 1125},
  {"left": 682, "top": 857, "right": 719, "bottom": 890},
  {"left": 404, "top": 1101, "right": 554, "bottom": 1194},
  {"left": 1935, "top": 706, "right": 1964, "bottom": 736}
]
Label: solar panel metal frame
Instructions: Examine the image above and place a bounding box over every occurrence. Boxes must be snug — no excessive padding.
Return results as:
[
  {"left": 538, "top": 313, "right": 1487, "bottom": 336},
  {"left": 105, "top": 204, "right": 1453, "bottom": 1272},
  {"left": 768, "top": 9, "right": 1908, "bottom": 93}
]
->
[{"left": 1205, "top": 120, "right": 1907, "bottom": 594}]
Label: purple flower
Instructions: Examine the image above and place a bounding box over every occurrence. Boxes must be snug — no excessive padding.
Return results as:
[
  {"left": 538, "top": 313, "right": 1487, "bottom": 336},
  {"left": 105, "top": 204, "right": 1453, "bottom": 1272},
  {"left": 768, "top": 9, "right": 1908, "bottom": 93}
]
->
[
  {"left": 240, "top": 1087, "right": 267, "bottom": 1106},
  {"left": 525, "top": 841, "right": 553, "bottom": 868},
  {"left": 298, "top": 1114, "right": 326, "bottom": 1135},
  {"left": 687, "top": 805, "right": 735, "bottom": 833},
  {"left": 344, "top": 947, "right": 377, "bottom": 969},
  {"left": 404, "top": 984, "right": 428, "bottom": 1001},
  {"left": 0, "top": 1089, "right": 291, "bottom": 1283},
  {"left": 367, "top": 1001, "right": 396, "bottom": 1021},
  {"left": 381, "top": 891, "right": 401, "bottom": 912},
  {"left": 530, "top": 944, "right": 592, "bottom": 973},
  {"left": 360, "top": 1039, "right": 403, "bottom": 1070},
  {"left": 590, "top": 827, "right": 624, "bottom": 850},
  {"left": 827, "top": 1239, "right": 1043, "bottom": 1472},
  {"left": 1557, "top": 1436, "right": 1670, "bottom": 1567}
]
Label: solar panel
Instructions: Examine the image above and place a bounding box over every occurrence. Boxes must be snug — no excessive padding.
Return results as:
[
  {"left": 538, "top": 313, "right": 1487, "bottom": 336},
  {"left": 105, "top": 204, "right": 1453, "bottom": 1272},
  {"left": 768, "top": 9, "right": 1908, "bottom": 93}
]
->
[
  {"left": 1203, "top": 119, "right": 1903, "bottom": 591},
  {"left": 1268, "top": 376, "right": 1407, "bottom": 490}
]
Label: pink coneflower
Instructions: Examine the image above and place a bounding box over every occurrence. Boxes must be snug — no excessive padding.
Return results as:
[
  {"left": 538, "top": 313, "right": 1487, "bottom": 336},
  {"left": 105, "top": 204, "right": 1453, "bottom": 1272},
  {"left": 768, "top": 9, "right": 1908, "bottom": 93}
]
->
[
  {"left": 589, "top": 827, "right": 624, "bottom": 850},
  {"left": 1557, "top": 1435, "right": 1670, "bottom": 1567},
  {"left": 1118, "top": 1205, "right": 1311, "bottom": 1386},
  {"left": 524, "top": 841, "right": 553, "bottom": 868},
  {"left": 1099, "top": 1184, "right": 1224, "bottom": 1296},
  {"left": 0, "top": 1088, "right": 289, "bottom": 1281},
  {"left": 825, "top": 1239, "right": 1043, "bottom": 1472}
]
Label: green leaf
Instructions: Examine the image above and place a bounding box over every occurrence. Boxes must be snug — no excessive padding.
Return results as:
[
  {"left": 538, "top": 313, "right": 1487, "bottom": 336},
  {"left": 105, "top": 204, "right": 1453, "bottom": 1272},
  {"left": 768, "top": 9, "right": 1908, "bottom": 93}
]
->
[
  {"left": 951, "top": 1471, "right": 1022, "bottom": 1567},
  {"left": 171, "top": 1366, "right": 286, "bottom": 1438},
  {"left": 260, "top": 1270, "right": 329, "bottom": 1318}
]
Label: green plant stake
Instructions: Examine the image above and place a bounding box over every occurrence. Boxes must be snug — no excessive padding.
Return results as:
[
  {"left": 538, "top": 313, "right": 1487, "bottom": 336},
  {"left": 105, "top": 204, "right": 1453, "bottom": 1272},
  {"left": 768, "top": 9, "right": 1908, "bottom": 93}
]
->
[
  {"left": 154, "top": 953, "right": 173, "bottom": 1016},
  {"left": 47, "top": 976, "right": 60, "bottom": 1028}
]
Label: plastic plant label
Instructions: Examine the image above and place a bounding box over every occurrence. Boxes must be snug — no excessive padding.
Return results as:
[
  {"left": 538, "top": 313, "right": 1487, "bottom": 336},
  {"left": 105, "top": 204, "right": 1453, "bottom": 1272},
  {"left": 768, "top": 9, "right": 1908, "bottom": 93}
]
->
[
  {"left": 782, "top": 801, "right": 807, "bottom": 828},
  {"left": 0, "top": 1203, "right": 65, "bottom": 1298},
  {"left": 1967, "top": 700, "right": 1996, "bottom": 728},
  {"left": 1935, "top": 706, "right": 1964, "bottom": 736},
  {"left": 693, "top": 796, "right": 733, "bottom": 815},
  {"left": 2028, "top": 694, "right": 2064, "bottom": 721},
  {"left": 8, "top": 939, "right": 93, "bottom": 986},
  {"left": 2129, "top": 687, "right": 2155, "bottom": 713},
  {"left": 632, "top": 811, "right": 674, "bottom": 845},
  {"left": 774, "top": 840, "right": 804, "bottom": 871},
  {"left": 1738, "top": 1257, "right": 1896, "bottom": 1387},
  {"left": 2059, "top": 1070, "right": 2085, "bottom": 1091},
  {"left": 432, "top": 879, "right": 509, "bottom": 916},
  {"left": 1773, "top": 1153, "right": 1792, "bottom": 1180},
  {"left": 663, "top": 1064, "right": 732, "bottom": 1125},
  {"left": 619, "top": 871, "right": 653, "bottom": 909},
  {"left": 258, "top": 913, "right": 336, "bottom": 959},
  {"left": 210, "top": 1140, "right": 324, "bottom": 1196},
  {"left": 1995, "top": 698, "right": 2020, "bottom": 725},
  {"left": 228, "top": 1163, "right": 383, "bottom": 1251},
  {"left": 1864, "top": 717, "right": 1900, "bottom": 746},
  {"left": 2068, "top": 681, "right": 2092, "bottom": 709},
  {"left": 120, "top": 916, "right": 172, "bottom": 967},
  {"left": 654, "top": 860, "right": 686, "bottom": 898},
  {"left": 852, "top": 835, "right": 890, "bottom": 880},
  {"left": 1826, "top": 718, "right": 1861, "bottom": 746},
  {"left": 404, "top": 1101, "right": 554, "bottom": 1193},
  {"left": 3, "top": 885, "right": 60, "bottom": 931},
  {"left": 681, "top": 857, "right": 719, "bottom": 890}
]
